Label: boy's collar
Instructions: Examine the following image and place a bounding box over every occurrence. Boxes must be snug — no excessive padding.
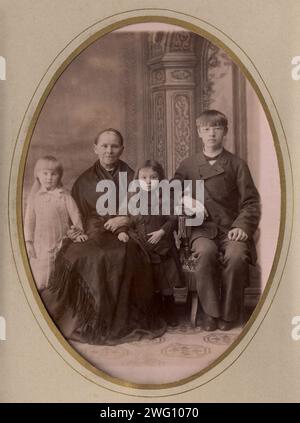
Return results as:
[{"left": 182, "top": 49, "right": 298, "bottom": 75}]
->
[
  {"left": 198, "top": 148, "right": 228, "bottom": 165},
  {"left": 203, "top": 148, "right": 224, "bottom": 161}
]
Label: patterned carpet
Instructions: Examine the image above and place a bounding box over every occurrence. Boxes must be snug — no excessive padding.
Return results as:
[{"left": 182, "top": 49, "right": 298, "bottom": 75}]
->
[{"left": 70, "top": 317, "right": 242, "bottom": 385}]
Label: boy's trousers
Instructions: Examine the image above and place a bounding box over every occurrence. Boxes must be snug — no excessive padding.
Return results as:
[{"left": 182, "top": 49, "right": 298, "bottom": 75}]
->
[{"left": 191, "top": 234, "right": 251, "bottom": 321}]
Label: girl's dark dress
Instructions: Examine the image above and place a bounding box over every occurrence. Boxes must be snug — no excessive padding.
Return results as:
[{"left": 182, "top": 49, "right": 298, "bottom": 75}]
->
[
  {"left": 50, "top": 160, "right": 165, "bottom": 345},
  {"left": 129, "top": 204, "right": 184, "bottom": 293}
]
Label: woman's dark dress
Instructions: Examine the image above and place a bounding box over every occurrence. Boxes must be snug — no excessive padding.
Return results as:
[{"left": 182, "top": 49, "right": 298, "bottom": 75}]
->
[{"left": 50, "top": 160, "right": 165, "bottom": 345}]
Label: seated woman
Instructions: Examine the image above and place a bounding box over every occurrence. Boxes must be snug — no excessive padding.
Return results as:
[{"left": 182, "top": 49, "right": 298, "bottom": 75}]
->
[{"left": 49, "top": 129, "right": 166, "bottom": 345}]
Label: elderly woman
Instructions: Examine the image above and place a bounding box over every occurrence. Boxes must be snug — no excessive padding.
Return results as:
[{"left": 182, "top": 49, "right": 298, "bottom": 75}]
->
[{"left": 50, "top": 129, "right": 165, "bottom": 345}]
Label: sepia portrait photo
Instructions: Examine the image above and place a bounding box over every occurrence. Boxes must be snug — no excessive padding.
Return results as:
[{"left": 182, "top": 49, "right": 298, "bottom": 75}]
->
[{"left": 21, "top": 21, "right": 281, "bottom": 386}]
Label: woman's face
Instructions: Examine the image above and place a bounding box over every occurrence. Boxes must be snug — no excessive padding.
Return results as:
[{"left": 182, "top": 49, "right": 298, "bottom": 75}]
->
[
  {"left": 94, "top": 131, "right": 124, "bottom": 169},
  {"left": 138, "top": 167, "right": 159, "bottom": 191}
]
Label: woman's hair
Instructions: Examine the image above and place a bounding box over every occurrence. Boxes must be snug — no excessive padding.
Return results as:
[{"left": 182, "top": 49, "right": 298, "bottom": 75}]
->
[
  {"left": 134, "top": 159, "right": 166, "bottom": 181},
  {"left": 94, "top": 128, "right": 124, "bottom": 146},
  {"left": 28, "top": 156, "right": 64, "bottom": 200}
]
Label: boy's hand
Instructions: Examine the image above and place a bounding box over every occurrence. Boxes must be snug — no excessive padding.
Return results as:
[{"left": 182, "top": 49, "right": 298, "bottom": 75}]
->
[
  {"left": 147, "top": 229, "right": 165, "bottom": 244},
  {"left": 26, "top": 241, "right": 37, "bottom": 259},
  {"left": 228, "top": 228, "right": 248, "bottom": 242},
  {"left": 74, "top": 234, "right": 88, "bottom": 243},
  {"left": 118, "top": 232, "right": 129, "bottom": 243},
  {"left": 190, "top": 198, "right": 209, "bottom": 218},
  {"left": 181, "top": 196, "right": 208, "bottom": 219}
]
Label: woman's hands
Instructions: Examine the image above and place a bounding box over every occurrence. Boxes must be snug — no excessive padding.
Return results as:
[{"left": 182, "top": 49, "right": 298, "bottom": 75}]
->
[
  {"left": 75, "top": 234, "right": 89, "bottom": 243},
  {"left": 68, "top": 217, "right": 130, "bottom": 243},
  {"left": 118, "top": 232, "right": 129, "bottom": 243},
  {"left": 147, "top": 229, "right": 165, "bottom": 244},
  {"left": 67, "top": 226, "right": 88, "bottom": 243},
  {"left": 104, "top": 216, "right": 129, "bottom": 233}
]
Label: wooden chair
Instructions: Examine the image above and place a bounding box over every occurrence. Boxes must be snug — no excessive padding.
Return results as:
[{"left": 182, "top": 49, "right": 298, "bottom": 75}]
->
[
  {"left": 177, "top": 216, "right": 199, "bottom": 327},
  {"left": 177, "top": 216, "right": 261, "bottom": 328}
]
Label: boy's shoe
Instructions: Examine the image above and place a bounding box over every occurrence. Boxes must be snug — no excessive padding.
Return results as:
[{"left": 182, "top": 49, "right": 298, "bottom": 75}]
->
[
  {"left": 218, "top": 319, "right": 235, "bottom": 331},
  {"left": 202, "top": 312, "right": 217, "bottom": 331}
]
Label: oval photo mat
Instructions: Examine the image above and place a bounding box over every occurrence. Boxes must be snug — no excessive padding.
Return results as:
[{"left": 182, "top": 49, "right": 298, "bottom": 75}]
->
[{"left": 10, "top": 13, "right": 291, "bottom": 394}]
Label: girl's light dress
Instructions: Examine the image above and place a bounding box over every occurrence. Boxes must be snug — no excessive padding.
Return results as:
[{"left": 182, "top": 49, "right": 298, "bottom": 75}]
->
[{"left": 24, "top": 187, "right": 83, "bottom": 290}]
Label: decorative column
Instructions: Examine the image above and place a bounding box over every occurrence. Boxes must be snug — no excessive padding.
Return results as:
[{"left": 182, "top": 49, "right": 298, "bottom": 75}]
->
[{"left": 147, "top": 32, "right": 198, "bottom": 178}]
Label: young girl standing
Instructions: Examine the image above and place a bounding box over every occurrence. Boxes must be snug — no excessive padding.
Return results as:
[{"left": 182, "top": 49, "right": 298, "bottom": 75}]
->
[
  {"left": 24, "top": 155, "right": 87, "bottom": 291},
  {"left": 118, "top": 159, "right": 185, "bottom": 326}
]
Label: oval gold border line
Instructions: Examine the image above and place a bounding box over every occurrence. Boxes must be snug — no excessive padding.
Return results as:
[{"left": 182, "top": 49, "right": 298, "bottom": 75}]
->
[{"left": 9, "top": 11, "right": 291, "bottom": 395}]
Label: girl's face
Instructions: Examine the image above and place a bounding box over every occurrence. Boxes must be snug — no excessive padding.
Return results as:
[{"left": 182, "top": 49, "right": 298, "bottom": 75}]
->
[
  {"left": 138, "top": 167, "right": 159, "bottom": 191},
  {"left": 37, "top": 167, "right": 60, "bottom": 191}
]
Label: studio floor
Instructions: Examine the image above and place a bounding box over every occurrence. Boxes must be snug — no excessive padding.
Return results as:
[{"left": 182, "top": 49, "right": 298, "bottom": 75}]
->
[{"left": 69, "top": 309, "right": 243, "bottom": 385}]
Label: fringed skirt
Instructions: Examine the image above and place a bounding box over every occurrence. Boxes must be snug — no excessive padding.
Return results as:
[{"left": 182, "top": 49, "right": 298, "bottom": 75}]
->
[{"left": 49, "top": 232, "right": 166, "bottom": 345}]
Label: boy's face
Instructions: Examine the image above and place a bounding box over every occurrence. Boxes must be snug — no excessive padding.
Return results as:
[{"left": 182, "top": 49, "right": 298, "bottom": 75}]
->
[{"left": 197, "top": 124, "right": 227, "bottom": 150}]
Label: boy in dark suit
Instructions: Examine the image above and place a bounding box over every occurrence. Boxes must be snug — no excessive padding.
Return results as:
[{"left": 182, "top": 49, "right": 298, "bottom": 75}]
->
[{"left": 174, "top": 110, "right": 261, "bottom": 331}]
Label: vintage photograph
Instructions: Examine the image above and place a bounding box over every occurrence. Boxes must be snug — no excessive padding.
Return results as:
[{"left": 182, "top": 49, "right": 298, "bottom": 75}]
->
[{"left": 22, "top": 22, "right": 281, "bottom": 385}]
